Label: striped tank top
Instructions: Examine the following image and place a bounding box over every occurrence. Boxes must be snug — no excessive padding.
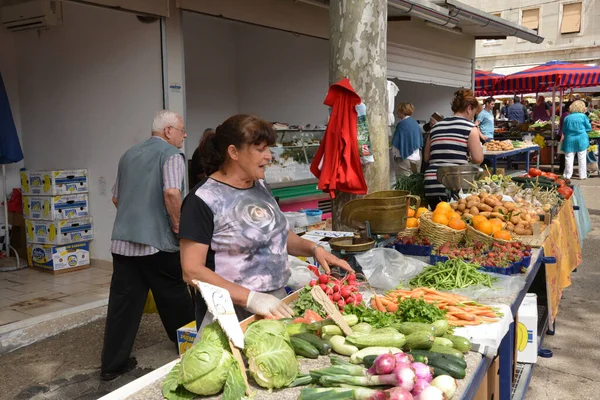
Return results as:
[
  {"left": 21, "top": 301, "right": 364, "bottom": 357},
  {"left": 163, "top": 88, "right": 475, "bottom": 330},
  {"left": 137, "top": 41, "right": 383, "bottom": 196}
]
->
[{"left": 424, "top": 116, "right": 473, "bottom": 198}]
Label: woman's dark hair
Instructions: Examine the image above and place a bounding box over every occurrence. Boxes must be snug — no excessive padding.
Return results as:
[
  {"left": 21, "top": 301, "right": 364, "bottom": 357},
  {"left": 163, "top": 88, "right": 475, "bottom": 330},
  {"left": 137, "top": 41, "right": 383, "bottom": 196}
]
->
[
  {"left": 199, "top": 114, "right": 277, "bottom": 175},
  {"left": 451, "top": 89, "right": 479, "bottom": 113}
]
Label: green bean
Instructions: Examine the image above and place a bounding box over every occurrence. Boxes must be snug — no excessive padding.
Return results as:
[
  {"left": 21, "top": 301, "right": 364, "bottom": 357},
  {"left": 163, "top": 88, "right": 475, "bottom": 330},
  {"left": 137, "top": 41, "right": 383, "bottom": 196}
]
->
[{"left": 408, "top": 259, "right": 497, "bottom": 290}]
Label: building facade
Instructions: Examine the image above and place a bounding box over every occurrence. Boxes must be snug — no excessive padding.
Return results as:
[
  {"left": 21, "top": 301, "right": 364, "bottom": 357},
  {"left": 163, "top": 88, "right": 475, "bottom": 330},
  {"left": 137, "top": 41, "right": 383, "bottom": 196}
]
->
[{"left": 460, "top": 0, "right": 600, "bottom": 72}]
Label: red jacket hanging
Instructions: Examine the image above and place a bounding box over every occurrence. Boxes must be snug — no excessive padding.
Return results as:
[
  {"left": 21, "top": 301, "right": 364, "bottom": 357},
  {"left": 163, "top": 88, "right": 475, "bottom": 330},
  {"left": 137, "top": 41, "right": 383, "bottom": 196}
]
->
[{"left": 310, "top": 78, "right": 368, "bottom": 199}]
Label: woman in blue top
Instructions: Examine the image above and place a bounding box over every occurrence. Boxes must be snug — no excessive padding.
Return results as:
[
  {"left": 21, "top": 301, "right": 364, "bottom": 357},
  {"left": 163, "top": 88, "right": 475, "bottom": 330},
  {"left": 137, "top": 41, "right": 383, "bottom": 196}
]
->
[
  {"left": 561, "top": 100, "right": 591, "bottom": 180},
  {"left": 392, "top": 102, "right": 423, "bottom": 177}
]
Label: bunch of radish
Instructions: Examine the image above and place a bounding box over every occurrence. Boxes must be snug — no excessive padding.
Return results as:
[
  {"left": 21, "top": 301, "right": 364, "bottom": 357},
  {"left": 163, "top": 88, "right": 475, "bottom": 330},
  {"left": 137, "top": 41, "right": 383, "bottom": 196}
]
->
[{"left": 307, "top": 267, "right": 363, "bottom": 311}]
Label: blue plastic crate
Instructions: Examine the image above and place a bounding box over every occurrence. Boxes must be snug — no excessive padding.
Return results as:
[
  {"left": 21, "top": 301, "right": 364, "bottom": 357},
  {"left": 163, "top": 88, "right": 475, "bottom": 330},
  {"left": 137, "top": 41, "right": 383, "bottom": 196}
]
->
[
  {"left": 393, "top": 243, "right": 432, "bottom": 256},
  {"left": 521, "top": 255, "right": 531, "bottom": 269},
  {"left": 429, "top": 254, "right": 449, "bottom": 264},
  {"left": 479, "top": 260, "right": 523, "bottom": 275}
]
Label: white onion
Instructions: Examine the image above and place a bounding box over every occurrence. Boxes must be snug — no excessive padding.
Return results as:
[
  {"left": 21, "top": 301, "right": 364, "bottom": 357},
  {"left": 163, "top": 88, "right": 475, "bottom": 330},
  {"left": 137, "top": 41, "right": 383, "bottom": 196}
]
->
[
  {"left": 430, "top": 375, "right": 457, "bottom": 399},
  {"left": 415, "top": 385, "right": 447, "bottom": 400}
]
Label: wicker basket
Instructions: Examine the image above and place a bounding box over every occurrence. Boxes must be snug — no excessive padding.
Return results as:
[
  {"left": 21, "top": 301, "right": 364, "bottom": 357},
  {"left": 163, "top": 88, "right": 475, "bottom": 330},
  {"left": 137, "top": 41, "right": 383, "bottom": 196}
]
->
[
  {"left": 465, "top": 225, "right": 515, "bottom": 249},
  {"left": 418, "top": 212, "right": 465, "bottom": 249},
  {"left": 396, "top": 227, "right": 419, "bottom": 238}
]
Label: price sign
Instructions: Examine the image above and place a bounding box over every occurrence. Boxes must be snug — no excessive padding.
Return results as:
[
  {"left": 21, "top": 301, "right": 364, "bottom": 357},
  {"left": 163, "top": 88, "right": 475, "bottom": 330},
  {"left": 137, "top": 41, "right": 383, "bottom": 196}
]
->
[{"left": 192, "top": 280, "right": 244, "bottom": 349}]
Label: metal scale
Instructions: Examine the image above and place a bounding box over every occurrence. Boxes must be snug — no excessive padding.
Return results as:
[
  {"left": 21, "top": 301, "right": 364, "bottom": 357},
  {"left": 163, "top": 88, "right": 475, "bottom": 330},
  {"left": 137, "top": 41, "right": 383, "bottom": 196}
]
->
[
  {"left": 326, "top": 190, "right": 421, "bottom": 274},
  {"left": 436, "top": 165, "right": 483, "bottom": 200}
]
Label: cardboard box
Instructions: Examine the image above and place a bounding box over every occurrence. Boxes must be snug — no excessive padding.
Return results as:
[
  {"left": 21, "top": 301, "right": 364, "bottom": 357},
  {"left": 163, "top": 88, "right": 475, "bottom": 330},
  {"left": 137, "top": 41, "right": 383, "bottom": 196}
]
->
[
  {"left": 26, "top": 217, "right": 93, "bottom": 245},
  {"left": 23, "top": 194, "right": 89, "bottom": 220},
  {"left": 27, "top": 241, "right": 90, "bottom": 272},
  {"left": 177, "top": 321, "right": 197, "bottom": 355},
  {"left": 487, "top": 356, "right": 500, "bottom": 400},
  {"left": 516, "top": 293, "right": 538, "bottom": 363},
  {"left": 20, "top": 169, "right": 88, "bottom": 195}
]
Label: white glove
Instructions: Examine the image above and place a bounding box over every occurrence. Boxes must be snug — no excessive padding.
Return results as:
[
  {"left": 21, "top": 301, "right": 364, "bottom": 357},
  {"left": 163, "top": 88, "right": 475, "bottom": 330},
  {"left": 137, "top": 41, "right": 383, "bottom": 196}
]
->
[{"left": 246, "top": 291, "right": 295, "bottom": 318}]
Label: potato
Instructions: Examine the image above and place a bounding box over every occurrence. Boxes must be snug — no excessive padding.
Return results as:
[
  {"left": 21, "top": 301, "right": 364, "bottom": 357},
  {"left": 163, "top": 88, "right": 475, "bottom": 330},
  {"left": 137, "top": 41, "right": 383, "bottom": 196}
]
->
[
  {"left": 479, "top": 211, "right": 492, "bottom": 218},
  {"left": 484, "top": 197, "right": 498, "bottom": 207},
  {"left": 458, "top": 198, "right": 467, "bottom": 205},
  {"left": 520, "top": 213, "right": 529, "bottom": 221},
  {"left": 495, "top": 194, "right": 503, "bottom": 201},
  {"left": 506, "top": 222, "right": 515, "bottom": 232},
  {"left": 491, "top": 212, "right": 506, "bottom": 221},
  {"left": 493, "top": 206, "right": 508, "bottom": 214},
  {"left": 462, "top": 213, "right": 474, "bottom": 220},
  {"left": 466, "top": 201, "right": 476, "bottom": 209},
  {"left": 532, "top": 214, "right": 541, "bottom": 222},
  {"left": 472, "top": 196, "right": 481, "bottom": 203},
  {"left": 504, "top": 202, "right": 516, "bottom": 211},
  {"left": 450, "top": 203, "right": 458, "bottom": 210},
  {"left": 510, "top": 216, "right": 521, "bottom": 225},
  {"left": 470, "top": 206, "right": 480, "bottom": 215},
  {"left": 457, "top": 203, "right": 466, "bottom": 212},
  {"left": 514, "top": 227, "right": 529, "bottom": 235},
  {"left": 479, "top": 192, "right": 488, "bottom": 198},
  {"left": 465, "top": 195, "right": 476, "bottom": 202},
  {"left": 477, "top": 203, "right": 493, "bottom": 212}
]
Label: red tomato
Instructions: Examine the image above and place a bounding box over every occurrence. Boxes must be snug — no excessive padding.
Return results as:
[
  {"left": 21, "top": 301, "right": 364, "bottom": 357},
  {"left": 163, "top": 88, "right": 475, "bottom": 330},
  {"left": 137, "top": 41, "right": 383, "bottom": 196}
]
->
[{"left": 528, "top": 168, "right": 542, "bottom": 177}]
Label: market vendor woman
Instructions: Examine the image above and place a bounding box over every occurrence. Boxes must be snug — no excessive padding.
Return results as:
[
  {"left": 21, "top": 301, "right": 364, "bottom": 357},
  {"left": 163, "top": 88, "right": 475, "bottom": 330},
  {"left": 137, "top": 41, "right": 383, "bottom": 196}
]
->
[{"left": 179, "top": 115, "right": 353, "bottom": 327}]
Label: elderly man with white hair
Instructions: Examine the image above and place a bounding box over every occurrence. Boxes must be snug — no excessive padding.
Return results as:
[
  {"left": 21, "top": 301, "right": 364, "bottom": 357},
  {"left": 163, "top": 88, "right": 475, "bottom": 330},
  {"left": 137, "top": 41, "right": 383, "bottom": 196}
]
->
[{"left": 100, "top": 110, "right": 194, "bottom": 381}]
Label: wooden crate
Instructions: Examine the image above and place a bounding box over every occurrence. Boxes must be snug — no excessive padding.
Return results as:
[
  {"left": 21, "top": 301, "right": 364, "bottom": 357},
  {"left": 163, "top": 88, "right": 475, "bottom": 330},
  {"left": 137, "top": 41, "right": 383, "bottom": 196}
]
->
[{"left": 239, "top": 290, "right": 300, "bottom": 332}]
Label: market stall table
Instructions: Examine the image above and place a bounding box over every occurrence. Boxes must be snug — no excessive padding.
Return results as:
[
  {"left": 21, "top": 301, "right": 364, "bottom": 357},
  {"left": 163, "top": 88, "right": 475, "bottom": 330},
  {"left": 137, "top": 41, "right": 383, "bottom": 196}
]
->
[{"left": 484, "top": 145, "right": 540, "bottom": 174}]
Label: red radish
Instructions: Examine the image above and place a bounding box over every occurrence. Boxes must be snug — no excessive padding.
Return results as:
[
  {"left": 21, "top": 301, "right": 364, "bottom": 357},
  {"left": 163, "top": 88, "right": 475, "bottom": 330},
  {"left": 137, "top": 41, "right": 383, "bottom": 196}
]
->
[
  {"left": 374, "top": 353, "right": 396, "bottom": 375},
  {"left": 333, "top": 293, "right": 341, "bottom": 301},
  {"left": 337, "top": 299, "right": 345, "bottom": 308},
  {"left": 325, "top": 287, "right": 333, "bottom": 296},
  {"left": 320, "top": 283, "right": 328, "bottom": 291},
  {"left": 309, "top": 280, "right": 317, "bottom": 287},
  {"left": 332, "top": 284, "right": 340, "bottom": 293},
  {"left": 355, "top": 293, "right": 363, "bottom": 303},
  {"left": 340, "top": 286, "right": 352, "bottom": 298},
  {"left": 345, "top": 295, "right": 355, "bottom": 304},
  {"left": 347, "top": 273, "right": 357, "bottom": 282},
  {"left": 319, "top": 274, "right": 329, "bottom": 284},
  {"left": 328, "top": 294, "right": 333, "bottom": 301}
]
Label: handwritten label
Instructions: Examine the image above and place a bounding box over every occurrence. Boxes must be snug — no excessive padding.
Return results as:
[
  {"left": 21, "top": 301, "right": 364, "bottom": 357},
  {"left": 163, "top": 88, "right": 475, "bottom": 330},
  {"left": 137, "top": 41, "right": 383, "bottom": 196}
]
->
[{"left": 193, "top": 280, "right": 244, "bottom": 349}]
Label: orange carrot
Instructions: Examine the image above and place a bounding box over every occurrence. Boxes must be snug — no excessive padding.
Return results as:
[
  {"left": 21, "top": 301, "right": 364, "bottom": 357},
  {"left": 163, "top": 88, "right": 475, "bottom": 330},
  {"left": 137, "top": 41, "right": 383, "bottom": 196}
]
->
[
  {"left": 373, "top": 296, "right": 386, "bottom": 312},
  {"left": 448, "top": 320, "right": 480, "bottom": 326},
  {"left": 386, "top": 303, "right": 398, "bottom": 312}
]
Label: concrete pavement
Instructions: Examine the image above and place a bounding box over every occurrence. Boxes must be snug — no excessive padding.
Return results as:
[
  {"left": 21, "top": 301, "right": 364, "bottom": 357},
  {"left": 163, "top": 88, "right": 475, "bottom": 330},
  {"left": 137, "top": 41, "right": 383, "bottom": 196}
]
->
[{"left": 525, "top": 177, "right": 600, "bottom": 399}]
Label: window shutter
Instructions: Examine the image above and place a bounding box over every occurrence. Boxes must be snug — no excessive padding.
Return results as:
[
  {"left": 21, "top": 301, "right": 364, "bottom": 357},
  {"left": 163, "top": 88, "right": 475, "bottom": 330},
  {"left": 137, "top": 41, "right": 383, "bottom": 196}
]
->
[
  {"left": 522, "top": 9, "right": 539, "bottom": 31},
  {"left": 561, "top": 2, "right": 582, "bottom": 34}
]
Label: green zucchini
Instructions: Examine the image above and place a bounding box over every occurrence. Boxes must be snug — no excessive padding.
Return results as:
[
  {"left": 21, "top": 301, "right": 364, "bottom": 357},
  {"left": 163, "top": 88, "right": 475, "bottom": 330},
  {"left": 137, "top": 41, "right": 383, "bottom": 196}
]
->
[
  {"left": 410, "top": 353, "right": 428, "bottom": 364},
  {"left": 306, "top": 318, "right": 336, "bottom": 332},
  {"left": 403, "top": 331, "right": 435, "bottom": 351},
  {"left": 426, "top": 357, "right": 466, "bottom": 379},
  {"left": 431, "top": 320, "right": 449, "bottom": 337},
  {"left": 443, "top": 334, "right": 472, "bottom": 353},
  {"left": 290, "top": 336, "right": 319, "bottom": 359},
  {"left": 349, "top": 347, "right": 402, "bottom": 364},
  {"left": 329, "top": 335, "right": 359, "bottom": 356},
  {"left": 372, "top": 327, "right": 402, "bottom": 335},
  {"left": 433, "top": 337, "right": 454, "bottom": 348},
  {"left": 286, "top": 323, "right": 309, "bottom": 336},
  {"left": 362, "top": 355, "right": 378, "bottom": 369},
  {"left": 321, "top": 325, "right": 343, "bottom": 337},
  {"left": 346, "top": 330, "right": 406, "bottom": 349},
  {"left": 408, "top": 350, "right": 467, "bottom": 369},
  {"left": 432, "top": 365, "right": 453, "bottom": 378},
  {"left": 429, "top": 345, "right": 465, "bottom": 359},
  {"left": 343, "top": 314, "right": 360, "bottom": 327},
  {"left": 351, "top": 323, "right": 373, "bottom": 334},
  {"left": 293, "top": 333, "right": 332, "bottom": 355},
  {"left": 397, "top": 322, "right": 436, "bottom": 336}
]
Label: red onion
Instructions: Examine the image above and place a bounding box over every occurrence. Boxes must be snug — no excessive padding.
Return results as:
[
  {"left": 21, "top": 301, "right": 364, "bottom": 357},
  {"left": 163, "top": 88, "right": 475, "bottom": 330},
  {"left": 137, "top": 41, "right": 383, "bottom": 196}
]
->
[
  {"left": 415, "top": 385, "right": 447, "bottom": 400},
  {"left": 394, "top": 365, "right": 416, "bottom": 392},
  {"left": 411, "top": 378, "right": 430, "bottom": 396},
  {"left": 394, "top": 352, "right": 414, "bottom": 365},
  {"left": 374, "top": 353, "right": 397, "bottom": 375},
  {"left": 393, "top": 361, "right": 412, "bottom": 372},
  {"left": 411, "top": 362, "right": 434, "bottom": 383},
  {"left": 386, "top": 387, "right": 414, "bottom": 400}
]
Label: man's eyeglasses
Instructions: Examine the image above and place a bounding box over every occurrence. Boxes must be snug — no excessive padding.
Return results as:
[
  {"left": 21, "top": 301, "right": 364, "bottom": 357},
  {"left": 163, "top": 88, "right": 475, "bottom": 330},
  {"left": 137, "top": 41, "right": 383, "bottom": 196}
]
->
[{"left": 169, "top": 126, "right": 186, "bottom": 134}]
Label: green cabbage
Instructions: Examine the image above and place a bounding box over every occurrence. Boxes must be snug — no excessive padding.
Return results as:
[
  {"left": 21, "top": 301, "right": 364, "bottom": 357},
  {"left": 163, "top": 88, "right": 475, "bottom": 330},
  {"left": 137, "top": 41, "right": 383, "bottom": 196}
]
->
[
  {"left": 243, "top": 320, "right": 298, "bottom": 389},
  {"left": 223, "top": 359, "right": 248, "bottom": 400},
  {"left": 180, "top": 341, "right": 234, "bottom": 395},
  {"left": 161, "top": 362, "right": 195, "bottom": 400},
  {"left": 201, "top": 321, "right": 230, "bottom": 350}
]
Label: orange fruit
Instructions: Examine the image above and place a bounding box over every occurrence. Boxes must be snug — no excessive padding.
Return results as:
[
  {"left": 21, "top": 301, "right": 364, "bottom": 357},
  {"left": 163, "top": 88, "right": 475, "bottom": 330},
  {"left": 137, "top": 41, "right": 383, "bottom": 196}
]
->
[
  {"left": 493, "top": 230, "right": 512, "bottom": 240},
  {"left": 435, "top": 202, "right": 452, "bottom": 215},
  {"left": 489, "top": 218, "right": 504, "bottom": 233},
  {"left": 416, "top": 207, "right": 429, "bottom": 218},
  {"left": 432, "top": 213, "right": 450, "bottom": 226},
  {"left": 446, "top": 211, "right": 461, "bottom": 221},
  {"left": 406, "top": 217, "right": 419, "bottom": 228},
  {"left": 472, "top": 215, "right": 488, "bottom": 228},
  {"left": 475, "top": 220, "right": 493, "bottom": 235},
  {"left": 407, "top": 208, "right": 416, "bottom": 217},
  {"left": 448, "top": 218, "right": 466, "bottom": 230}
]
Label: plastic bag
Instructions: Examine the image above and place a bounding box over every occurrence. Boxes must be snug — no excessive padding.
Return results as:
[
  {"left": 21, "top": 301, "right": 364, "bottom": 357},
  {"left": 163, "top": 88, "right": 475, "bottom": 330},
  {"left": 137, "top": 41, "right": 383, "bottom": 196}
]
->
[
  {"left": 355, "top": 248, "right": 428, "bottom": 291},
  {"left": 446, "top": 272, "right": 526, "bottom": 301},
  {"left": 286, "top": 255, "right": 313, "bottom": 290}
]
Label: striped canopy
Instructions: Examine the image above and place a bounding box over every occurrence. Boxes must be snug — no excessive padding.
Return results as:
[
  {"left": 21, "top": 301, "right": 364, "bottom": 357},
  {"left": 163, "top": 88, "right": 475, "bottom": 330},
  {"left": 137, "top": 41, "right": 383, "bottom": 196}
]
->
[
  {"left": 495, "top": 61, "right": 600, "bottom": 94},
  {"left": 474, "top": 70, "right": 504, "bottom": 97}
]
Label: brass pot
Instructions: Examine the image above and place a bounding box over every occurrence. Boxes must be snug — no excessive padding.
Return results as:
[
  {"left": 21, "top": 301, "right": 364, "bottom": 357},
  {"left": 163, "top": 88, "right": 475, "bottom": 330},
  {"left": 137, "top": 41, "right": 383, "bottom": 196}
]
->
[{"left": 341, "top": 190, "right": 421, "bottom": 234}]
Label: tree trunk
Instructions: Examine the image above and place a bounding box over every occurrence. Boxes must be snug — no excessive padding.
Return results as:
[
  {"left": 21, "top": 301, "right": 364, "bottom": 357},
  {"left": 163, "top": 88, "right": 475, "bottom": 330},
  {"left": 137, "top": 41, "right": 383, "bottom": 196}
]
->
[{"left": 329, "top": 0, "right": 390, "bottom": 230}]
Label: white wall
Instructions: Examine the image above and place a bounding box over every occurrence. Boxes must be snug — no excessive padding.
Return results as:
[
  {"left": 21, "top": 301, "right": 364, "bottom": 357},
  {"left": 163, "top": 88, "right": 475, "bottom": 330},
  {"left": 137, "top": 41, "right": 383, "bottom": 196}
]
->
[
  {"left": 182, "top": 12, "right": 239, "bottom": 153},
  {"left": 14, "top": 2, "right": 163, "bottom": 260},
  {"left": 0, "top": 26, "right": 24, "bottom": 209},
  {"left": 236, "top": 25, "right": 329, "bottom": 127},
  {"left": 393, "top": 80, "right": 457, "bottom": 123}
]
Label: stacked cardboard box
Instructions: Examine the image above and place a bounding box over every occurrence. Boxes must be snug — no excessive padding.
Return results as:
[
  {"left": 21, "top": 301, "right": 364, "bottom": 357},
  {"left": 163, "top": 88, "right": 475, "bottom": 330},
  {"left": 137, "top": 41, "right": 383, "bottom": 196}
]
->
[{"left": 20, "top": 169, "right": 93, "bottom": 273}]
